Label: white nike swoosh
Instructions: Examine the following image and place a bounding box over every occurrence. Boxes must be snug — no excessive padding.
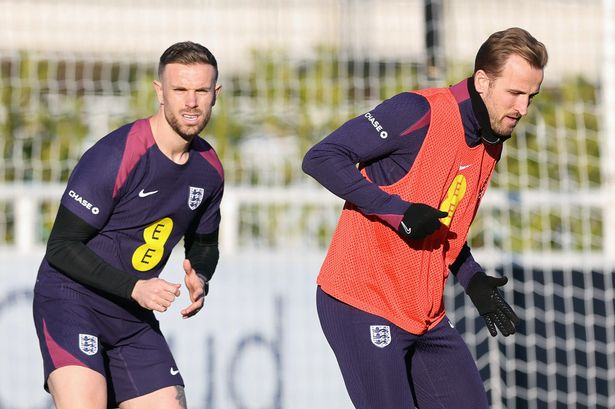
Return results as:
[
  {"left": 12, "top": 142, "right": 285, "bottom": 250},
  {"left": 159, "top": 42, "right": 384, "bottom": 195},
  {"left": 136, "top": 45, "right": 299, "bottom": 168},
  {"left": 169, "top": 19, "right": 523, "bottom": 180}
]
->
[
  {"left": 400, "top": 221, "right": 412, "bottom": 235},
  {"left": 459, "top": 164, "right": 471, "bottom": 170},
  {"left": 138, "top": 189, "right": 159, "bottom": 198},
  {"left": 170, "top": 367, "right": 180, "bottom": 376}
]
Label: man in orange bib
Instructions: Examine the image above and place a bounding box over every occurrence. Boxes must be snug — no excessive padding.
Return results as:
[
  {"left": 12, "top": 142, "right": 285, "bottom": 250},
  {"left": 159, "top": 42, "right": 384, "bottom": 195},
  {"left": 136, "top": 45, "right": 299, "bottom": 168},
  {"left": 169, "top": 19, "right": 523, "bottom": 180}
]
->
[{"left": 303, "top": 28, "right": 548, "bottom": 409}]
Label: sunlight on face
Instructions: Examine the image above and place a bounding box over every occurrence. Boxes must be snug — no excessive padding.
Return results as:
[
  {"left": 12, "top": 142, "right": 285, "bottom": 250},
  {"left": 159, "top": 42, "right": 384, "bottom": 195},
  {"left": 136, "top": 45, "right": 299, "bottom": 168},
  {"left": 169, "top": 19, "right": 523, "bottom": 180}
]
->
[
  {"left": 476, "top": 54, "right": 544, "bottom": 136},
  {"left": 157, "top": 63, "right": 220, "bottom": 141}
]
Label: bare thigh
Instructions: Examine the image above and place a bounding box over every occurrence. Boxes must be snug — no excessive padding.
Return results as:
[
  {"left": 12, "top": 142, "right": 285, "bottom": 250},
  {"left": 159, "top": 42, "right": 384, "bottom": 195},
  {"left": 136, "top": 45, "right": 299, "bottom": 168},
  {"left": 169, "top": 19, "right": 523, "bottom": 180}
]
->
[
  {"left": 48, "top": 366, "right": 107, "bottom": 409},
  {"left": 119, "top": 385, "right": 187, "bottom": 409}
]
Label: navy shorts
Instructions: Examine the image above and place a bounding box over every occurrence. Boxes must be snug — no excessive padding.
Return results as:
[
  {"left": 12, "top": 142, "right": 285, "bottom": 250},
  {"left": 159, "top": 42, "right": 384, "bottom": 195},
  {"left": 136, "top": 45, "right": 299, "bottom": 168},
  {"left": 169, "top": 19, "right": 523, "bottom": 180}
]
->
[
  {"left": 317, "top": 286, "right": 489, "bottom": 409},
  {"left": 32, "top": 285, "right": 184, "bottom": 406}
]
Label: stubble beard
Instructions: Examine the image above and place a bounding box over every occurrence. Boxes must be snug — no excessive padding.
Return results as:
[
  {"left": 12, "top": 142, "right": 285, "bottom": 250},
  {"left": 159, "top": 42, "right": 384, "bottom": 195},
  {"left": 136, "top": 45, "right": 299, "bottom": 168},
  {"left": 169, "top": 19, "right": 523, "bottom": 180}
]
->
[
  {"left": 165, "top": 108, "right": 210, "bottom": 142},
  {"left": 485, "top": 95, "right": 515, "bottom": 137},
  {"left": 492, "top": 112, "right": 521, "bottom": 137},
  {"left": 491, "top": 118, "right": 514, "bottom": 137}
]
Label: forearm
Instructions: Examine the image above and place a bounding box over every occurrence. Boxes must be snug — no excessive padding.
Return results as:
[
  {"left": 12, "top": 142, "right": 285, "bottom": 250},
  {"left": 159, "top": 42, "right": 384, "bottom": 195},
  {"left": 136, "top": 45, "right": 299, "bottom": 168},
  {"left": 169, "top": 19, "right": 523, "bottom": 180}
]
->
[
  {"left": 449, "top": 242, "right": 483, "bottom": 290},
  {"left": 302, "top": 144, "right": 409, "bottom": 220},
  {"left": 303, "top": 93, "right": 431, "bottom": 228},
  {"left": 185, "top": 229, "right": 220, "bottom": 294},
  {"left": 46, "top": 205, "right": 138, "bottom": 300}
]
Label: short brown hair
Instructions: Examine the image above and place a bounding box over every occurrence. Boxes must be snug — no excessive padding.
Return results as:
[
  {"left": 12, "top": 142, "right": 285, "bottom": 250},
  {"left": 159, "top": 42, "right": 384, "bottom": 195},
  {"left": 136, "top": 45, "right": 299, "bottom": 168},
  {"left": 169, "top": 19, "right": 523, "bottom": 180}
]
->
[
  {"left": 474, "top": 27, "right": 548, "bottom": 77},
  {"left": 158, "top": 41, "right": 218, "bottom": 81}
]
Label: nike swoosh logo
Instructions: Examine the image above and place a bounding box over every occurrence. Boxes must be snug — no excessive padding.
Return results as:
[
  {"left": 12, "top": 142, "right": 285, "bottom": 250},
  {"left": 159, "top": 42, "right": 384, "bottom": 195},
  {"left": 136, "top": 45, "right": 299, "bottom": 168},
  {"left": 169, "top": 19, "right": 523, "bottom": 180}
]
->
[
  {"left": 459, "top": 164, "right": 471, "bottom": 170},
  {"left": 170, "top": 367, "right": 180, "bottom": 376},
  {"left": 138, "top": 189, "right": 158, "bottom": 198},
  {"left": 400, "top": 221, "right": 412, "bottom": 235}
]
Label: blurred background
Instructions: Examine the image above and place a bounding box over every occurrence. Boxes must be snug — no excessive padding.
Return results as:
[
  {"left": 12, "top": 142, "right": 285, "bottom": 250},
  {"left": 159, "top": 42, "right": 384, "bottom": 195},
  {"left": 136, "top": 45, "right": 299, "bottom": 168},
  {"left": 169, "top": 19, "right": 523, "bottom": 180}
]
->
[{"left": 1, "top": 0, "right": 614, "bottom": 408}]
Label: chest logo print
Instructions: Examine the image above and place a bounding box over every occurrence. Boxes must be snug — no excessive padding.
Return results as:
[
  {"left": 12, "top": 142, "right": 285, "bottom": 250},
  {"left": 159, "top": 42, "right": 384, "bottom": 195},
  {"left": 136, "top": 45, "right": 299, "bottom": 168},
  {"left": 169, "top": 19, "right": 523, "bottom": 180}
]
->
[
  {"left": 132, "top": 217, "right": 174, "bottom": 272},
  {"left": 188, "top": 186, "right": 205, "bottom": 210},
  {"left": 139, "top": 189, "right": 159, "bottom": 198},
  {"left": 439, "top": 175, "right": 467, "bottom": 227}
]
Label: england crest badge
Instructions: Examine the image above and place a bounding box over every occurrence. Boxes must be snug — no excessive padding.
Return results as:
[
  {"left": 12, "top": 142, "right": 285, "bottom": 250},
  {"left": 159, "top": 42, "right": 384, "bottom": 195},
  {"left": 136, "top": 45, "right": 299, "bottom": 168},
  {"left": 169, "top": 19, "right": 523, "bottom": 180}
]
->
[
  {"left": 188, "top": 186, "right": 205, "bottom": 210},
  {"left": 370, "top": 325, "right": 391, "bottom": 348},
  {"left": 79, "top": 333, "right": 98, "bottom": 356}
]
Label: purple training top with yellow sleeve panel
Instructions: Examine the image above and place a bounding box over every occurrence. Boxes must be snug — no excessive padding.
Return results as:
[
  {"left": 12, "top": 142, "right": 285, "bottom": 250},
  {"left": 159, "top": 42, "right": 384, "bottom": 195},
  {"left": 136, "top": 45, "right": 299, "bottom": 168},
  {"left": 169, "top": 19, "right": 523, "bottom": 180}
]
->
[{"left": 38, "top": 118, "right": 224, "bottom": 291}]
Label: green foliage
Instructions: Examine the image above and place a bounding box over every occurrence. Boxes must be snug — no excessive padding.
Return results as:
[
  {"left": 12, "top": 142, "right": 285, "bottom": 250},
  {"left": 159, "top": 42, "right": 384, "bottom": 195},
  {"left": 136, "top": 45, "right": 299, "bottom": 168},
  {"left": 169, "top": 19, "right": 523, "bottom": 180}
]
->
[
  {"left": 469, "top": 75, "right": 602, "bottom": 253},
  {"left": 217, "top": 47, "right": 420, "bottom": 148},
  {"left": 0, "top": 50, "right": 605, "bottom": 251},
  {"left": 497, "top": 75, "right": 601, "bottom": 190},
  {"left": 0, "top": 48, "right": 421, "bottom": 183},
  {"left": 1, "top": 52, "right": 89, "bottom": 182}
]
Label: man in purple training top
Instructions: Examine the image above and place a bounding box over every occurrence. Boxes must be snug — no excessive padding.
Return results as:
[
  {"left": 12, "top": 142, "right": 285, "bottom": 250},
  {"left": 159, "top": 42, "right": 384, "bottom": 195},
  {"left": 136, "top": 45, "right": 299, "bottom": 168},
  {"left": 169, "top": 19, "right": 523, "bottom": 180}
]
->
[
  {"left": 303, "top": 28, "right": 548, "bottom": 408},
  {"left": 33, "top": 41, "right": 223, "bottom": 409}
]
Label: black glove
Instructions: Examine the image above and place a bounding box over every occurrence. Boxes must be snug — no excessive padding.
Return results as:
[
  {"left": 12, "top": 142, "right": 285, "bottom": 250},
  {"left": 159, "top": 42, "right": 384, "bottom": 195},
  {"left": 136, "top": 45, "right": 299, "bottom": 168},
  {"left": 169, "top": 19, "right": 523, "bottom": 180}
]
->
[
  {"left": 466, "top": 272, "right": 519, "bottom": 337},
  {"left": 398, "top": 203, "right": 448, "bottom": 240}
]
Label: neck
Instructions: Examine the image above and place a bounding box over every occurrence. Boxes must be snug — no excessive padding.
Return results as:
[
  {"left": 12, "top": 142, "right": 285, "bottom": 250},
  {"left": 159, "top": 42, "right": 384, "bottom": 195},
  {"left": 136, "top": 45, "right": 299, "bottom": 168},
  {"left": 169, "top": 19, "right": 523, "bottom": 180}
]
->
[
  {"left": 149, "top": 113, "right": 191, "bottom": 164},
  {"left": 467, "top": 76, "right": 511, "bottom": 145}
]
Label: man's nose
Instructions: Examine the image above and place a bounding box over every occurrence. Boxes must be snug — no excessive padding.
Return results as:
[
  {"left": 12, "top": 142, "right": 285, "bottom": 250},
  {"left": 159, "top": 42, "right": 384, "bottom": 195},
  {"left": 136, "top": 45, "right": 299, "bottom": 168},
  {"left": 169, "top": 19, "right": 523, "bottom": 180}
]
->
[
  {"left": 516, "top": 96, "right": 529, "bottom": 116},
  {"left": 185, "top": 91, "right": 198, "bottom": 107}
]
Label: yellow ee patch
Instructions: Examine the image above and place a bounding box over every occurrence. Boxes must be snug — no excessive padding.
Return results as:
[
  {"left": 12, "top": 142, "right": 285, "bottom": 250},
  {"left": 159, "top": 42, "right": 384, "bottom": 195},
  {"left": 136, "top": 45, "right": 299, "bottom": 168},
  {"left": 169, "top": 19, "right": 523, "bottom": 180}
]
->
[
  {"left": 439, "top": 175, "right": 467, "bottom": 227},
  {"left": 132, "top": 217, "right": 174, "bottom": 272}
]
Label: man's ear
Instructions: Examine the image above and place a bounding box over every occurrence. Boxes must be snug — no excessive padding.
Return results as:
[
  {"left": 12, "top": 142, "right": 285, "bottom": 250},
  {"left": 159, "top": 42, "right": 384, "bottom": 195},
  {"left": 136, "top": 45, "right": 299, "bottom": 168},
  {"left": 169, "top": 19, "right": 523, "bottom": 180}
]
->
[
  {"left": 474, "top": 70, "right": 490, "bottom": 94},
  {"left": 153, "top": 80, "right": 164, "bottom": 105},
  {"left": 212, "top": 84, "right": 222, "bottom": 106}
]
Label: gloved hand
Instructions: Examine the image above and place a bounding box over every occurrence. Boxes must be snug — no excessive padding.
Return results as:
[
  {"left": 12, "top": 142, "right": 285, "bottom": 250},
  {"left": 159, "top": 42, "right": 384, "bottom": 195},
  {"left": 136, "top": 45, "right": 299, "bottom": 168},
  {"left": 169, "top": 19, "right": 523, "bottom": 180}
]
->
[
  {"left": 398, "top": 203, "right": 448, "bottom": 240},
  {"left": 466, "top": 272, "right": 519, "bottom": 337}
]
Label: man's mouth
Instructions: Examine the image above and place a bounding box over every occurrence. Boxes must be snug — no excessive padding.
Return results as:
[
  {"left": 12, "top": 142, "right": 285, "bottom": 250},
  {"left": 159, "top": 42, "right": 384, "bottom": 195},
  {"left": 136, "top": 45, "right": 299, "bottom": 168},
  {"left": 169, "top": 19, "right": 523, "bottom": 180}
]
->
[{"left": 182, "top": 113, "right": 200, "bottom": 123}]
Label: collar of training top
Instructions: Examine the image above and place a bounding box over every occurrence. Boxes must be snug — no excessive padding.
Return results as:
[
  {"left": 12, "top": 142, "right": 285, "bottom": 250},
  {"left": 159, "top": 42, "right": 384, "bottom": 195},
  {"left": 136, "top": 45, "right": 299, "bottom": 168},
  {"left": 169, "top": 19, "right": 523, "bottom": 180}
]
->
[{"left": 467, "top": 76, "right": 512, "bottom": 145}]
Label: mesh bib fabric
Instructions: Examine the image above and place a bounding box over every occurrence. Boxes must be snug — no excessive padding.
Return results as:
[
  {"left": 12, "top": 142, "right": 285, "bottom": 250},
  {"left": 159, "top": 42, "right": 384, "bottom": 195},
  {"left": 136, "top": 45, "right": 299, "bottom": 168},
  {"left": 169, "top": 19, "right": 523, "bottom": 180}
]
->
[{"left": 317, "top": 87, "right": 502, "bottom": 334}]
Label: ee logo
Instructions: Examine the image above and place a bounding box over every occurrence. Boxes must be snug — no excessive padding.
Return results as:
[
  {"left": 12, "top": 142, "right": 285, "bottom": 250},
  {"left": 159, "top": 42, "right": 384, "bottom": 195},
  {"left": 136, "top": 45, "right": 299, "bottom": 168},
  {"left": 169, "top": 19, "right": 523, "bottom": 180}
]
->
[
  {"left": 132, "top": 217, "right": 174, "bottom": 271},
  {"left": 439, "top": 175, "right": 467, "bottom": 227}
]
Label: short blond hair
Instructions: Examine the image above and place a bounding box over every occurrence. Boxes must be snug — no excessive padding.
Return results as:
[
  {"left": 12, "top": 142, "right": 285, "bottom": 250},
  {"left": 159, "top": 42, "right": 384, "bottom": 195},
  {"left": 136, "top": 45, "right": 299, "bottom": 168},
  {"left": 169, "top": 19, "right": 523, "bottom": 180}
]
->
[{"left": 474, "top": 27, "right": 548, "bottom": 77}]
